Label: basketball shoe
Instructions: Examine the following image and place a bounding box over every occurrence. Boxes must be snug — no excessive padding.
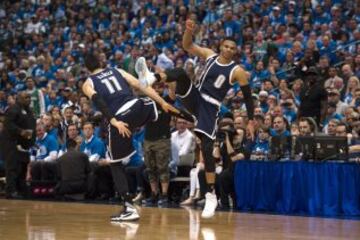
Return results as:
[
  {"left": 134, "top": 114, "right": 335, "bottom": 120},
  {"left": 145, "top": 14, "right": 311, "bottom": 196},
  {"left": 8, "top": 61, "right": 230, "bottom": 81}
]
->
[
  {"left": 111, "top": 202, "right": 140, "bottom": 222},
  {"left": 135, "top": 57, "right": 157, "bottom": 87},
  {"left": 201, "top": 192, "right": 218, "bottom": 218}
]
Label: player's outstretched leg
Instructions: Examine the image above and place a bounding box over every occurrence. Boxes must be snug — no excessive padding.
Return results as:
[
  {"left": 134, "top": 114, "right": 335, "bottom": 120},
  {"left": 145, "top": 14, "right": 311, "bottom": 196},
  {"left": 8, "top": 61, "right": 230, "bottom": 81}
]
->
[{"left": 135, "top": 57, "right": 157, "bottom": 87}]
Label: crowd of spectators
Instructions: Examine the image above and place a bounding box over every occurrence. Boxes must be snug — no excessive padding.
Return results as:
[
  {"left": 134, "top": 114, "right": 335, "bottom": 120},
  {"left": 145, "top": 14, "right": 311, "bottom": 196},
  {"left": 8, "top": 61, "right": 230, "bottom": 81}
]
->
[{"left": 0, "top": 0, "right": 360, "bottom": 207}]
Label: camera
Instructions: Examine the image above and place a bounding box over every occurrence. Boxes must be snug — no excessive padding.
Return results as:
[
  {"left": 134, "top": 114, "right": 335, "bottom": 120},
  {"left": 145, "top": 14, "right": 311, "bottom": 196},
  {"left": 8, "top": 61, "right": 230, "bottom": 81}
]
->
[{"left": 216, "top": 125, "right": 236, "bottom": 142}]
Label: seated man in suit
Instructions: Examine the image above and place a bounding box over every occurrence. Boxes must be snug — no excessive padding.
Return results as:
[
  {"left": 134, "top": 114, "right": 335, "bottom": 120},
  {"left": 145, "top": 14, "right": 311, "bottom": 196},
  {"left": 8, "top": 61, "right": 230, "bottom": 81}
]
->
[{"left": 56, "top": 139, "right": 91, "bottom": 199}]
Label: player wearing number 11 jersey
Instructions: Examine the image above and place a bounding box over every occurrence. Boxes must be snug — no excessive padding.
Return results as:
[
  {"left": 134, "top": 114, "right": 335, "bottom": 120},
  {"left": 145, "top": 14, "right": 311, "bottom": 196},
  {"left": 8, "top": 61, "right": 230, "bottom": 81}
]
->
[
  {"left": 82, "top": 52, "right": 179, "bottom": 222},
  {"left": 135, "top": 19, "right": 255, "bottom": 219}
]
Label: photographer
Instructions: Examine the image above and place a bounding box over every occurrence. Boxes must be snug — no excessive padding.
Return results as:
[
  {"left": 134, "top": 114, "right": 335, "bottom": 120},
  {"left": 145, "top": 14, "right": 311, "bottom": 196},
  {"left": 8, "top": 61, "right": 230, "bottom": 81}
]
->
[{"left": 201, "top": 114, "right": 245, "bottom": 209}]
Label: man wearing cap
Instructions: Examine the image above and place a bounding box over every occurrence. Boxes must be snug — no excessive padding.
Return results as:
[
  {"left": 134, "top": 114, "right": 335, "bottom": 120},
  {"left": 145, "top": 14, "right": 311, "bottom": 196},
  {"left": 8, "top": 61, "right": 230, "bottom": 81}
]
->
[
  {"left": 259, "top": 90, "right": 269, "bottom": 113},
  {"left": 270, "top": 6, "right": 285, "bottom": 27},
  {"left": 298, "top": 67, "right": 328, "bottom": 126},
  {"left": 322, "top": 102, "right": 343, "bottom": 130},
  {"left": 328, "top": 89, "right": 348, "bottom": 115}
]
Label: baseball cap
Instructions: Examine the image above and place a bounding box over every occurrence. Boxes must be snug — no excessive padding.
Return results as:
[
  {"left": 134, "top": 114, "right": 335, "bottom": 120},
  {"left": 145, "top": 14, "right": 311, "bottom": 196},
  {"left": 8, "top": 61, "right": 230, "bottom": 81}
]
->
[
  {"left": 306, "top": 66, "right": 319, "bottom": 76},
  {"left": 259, "top": 91, "right": 269, "bottom": 97}
]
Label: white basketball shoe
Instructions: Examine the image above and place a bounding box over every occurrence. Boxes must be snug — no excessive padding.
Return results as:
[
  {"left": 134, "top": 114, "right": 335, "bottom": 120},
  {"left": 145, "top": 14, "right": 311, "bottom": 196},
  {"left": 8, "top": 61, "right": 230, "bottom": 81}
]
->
[{"left": 135, "top": 57, "right": 157, "bottom": 87}]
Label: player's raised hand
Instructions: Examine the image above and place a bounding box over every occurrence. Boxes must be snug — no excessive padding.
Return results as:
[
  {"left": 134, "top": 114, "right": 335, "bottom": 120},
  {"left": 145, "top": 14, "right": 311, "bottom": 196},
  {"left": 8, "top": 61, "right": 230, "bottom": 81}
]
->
[
  {"left": 185, "top": 19, "right": 196, "bottom": 32},
  {"left": 111, "top": 119, "right": 131, "bottom": 138}
]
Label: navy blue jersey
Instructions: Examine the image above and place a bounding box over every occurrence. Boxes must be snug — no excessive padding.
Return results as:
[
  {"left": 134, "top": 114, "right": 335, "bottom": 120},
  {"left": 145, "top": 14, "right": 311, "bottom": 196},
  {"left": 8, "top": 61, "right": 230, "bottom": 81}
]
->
[
  {"left": 198, "top": 55, "right": 238, "bottom": 103},
  {"left": 89, "top": 68, "right": 136, "bottom": 115}
]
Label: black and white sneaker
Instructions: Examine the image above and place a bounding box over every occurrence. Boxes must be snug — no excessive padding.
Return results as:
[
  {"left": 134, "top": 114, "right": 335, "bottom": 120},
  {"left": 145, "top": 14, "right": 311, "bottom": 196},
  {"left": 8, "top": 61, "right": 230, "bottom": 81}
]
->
[{"left": 110, "top": 203, "right": 140, "bottom": 222}]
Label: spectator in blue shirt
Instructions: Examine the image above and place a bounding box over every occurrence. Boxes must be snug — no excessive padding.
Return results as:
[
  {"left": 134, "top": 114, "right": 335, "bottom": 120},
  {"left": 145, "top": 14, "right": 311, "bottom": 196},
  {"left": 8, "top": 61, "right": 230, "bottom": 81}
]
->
[
  {"left": 249, "top": 60, "right": 270, "bottom": 90},
  {"left": 322, "top": 102, "right": 343, "bottom": 128},
  {"left": 250, "top": 125, "right": 270, "bottom": 161},
  {"left": 258, "top": 90, "right": 269, "bottom": 113},
  {"left": 29, "top": 123, "right": 58, "bottom": 184},
  {"left": 79, "top": 121, "right": 110, "bottom": 199},
  {"left": 41, "top": 113, "right": 58, "bottom": 140},
  {"left": 281, "top": 99, "right": 297, "bottom": 124},
  {"left": 270, "top": 116, "right": 291, "bottom": 137},
  {"left": 223, "top": 8, "right": 240, "bottom": 37},
  {"left": 80, "top": 122, "right": 106, "bottom": 162}
]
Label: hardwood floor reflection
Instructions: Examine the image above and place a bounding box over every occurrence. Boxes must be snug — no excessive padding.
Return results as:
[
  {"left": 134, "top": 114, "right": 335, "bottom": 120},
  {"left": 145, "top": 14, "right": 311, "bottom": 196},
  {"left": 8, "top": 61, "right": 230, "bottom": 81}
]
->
[{"left": 0, "top": 199, "right": 359, "bottom": 240}]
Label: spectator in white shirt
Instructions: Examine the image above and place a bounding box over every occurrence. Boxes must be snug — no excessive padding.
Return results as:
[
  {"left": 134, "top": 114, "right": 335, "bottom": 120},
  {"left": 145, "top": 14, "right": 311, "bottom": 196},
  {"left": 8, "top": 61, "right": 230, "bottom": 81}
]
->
[{"left": 171, "top": 118, "right": 195, "bottom": 157}]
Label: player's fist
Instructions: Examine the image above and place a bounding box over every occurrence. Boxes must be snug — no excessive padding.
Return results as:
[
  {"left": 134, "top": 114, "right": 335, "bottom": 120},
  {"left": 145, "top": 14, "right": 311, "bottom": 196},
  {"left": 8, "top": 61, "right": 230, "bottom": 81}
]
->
[{"left": 185, "top": 19, "right": 196, "bottom": 32}]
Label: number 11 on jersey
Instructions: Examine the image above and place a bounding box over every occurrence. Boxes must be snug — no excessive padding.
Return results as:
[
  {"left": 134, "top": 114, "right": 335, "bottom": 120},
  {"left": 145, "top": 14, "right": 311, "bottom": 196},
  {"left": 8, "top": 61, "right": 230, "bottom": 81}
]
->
[{"left": 101, "top": 76, "right": 122, "bottom": 94}]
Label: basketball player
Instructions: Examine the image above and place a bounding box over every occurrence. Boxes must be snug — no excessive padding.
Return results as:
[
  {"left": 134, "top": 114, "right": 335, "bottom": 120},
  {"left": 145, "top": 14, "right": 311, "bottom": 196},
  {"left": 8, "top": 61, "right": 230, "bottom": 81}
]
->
[
  {"left": 82, "top": 52, "right": 179, "bottom": 222},
  {"left": 135, "top": 19, "right": 255, "bottom": 218}
]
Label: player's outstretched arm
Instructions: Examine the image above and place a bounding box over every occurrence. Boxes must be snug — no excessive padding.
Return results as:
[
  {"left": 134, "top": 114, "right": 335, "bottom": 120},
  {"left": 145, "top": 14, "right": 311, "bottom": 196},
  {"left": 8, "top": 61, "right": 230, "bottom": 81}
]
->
[
  {"left": 119, "top": 69, "right": 180, "bottom": 115},
  {"left": 82, "top": 79, "right": 131, "bottom": 137},
  {"left": 183, "top": 19, "right": 215, "bottom": 60}
]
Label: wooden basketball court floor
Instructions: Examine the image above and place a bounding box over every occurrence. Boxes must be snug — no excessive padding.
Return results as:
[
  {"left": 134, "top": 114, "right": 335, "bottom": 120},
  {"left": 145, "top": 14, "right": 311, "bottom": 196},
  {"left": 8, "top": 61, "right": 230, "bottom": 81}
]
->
[{"left": 0, "top": 199, "right": 359, "bottom": 240}]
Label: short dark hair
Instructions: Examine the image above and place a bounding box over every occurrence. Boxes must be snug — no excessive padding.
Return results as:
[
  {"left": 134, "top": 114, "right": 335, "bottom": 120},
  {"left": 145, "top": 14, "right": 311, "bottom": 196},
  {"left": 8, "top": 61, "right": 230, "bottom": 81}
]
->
[
  {"left": 66, "top": 139, "right": 78, "bottom": 150},
  {"left": 299, "top": 117, "right": 316, "bottom": 132},
  {"left": 337, "top": 122, "right": 350, "bottom": 133},
  {"left": 259, "top": 125, "right": 270, "bottom": 133},
  {"left": 84, "top": 52, "right": 101, "bottom": 72},
  {"left": 82, "top": 121, "right": 94, "bottom": 129},
  {"left": 67, "top": 123, "right": 78, "bottom": 131},
  {"left": 222, "top": 36, "right": 237, "bottom": 44}
]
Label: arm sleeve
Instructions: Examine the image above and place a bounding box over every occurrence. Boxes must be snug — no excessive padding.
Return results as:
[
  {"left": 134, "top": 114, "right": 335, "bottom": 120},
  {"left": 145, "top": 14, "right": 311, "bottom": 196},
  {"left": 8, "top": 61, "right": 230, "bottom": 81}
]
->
[
  {"left": 240, "top": 84, "right": 254, "bottom": 120},
  {"left": 91, "top": 93, "right": 113, "bottom": 120}
]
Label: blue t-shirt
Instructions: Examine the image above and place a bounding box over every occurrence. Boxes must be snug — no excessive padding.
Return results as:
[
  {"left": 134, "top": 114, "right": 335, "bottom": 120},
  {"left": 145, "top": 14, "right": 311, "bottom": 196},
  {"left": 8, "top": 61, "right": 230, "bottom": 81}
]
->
[
  {"left": 34, "top": 133, "right": 59, "bottom": 160},
  {"left": 80, "top": 135, "right": 106, "bottom": 160}
]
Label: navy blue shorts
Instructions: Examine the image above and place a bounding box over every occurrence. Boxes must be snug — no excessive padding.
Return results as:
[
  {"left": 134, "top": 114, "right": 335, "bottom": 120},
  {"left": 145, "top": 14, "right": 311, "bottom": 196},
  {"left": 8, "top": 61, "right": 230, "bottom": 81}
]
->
[
  {"left": 109, "top": 98, "right": 157, "bottom": 161},
  {"left": 177, "top": 83, "right": 219, "bottom": 139}
]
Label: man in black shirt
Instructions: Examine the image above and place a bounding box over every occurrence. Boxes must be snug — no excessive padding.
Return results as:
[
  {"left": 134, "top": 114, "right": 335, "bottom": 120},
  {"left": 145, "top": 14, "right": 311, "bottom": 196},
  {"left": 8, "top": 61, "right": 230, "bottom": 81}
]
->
[
  {"left": 2, "top": 91, "right": 36, "bottom": 199},
  {"left": 142, "top": 82, "right": 174, "bottom": 206},
  {"left": 56, "top": 139, "right": 91, "bottom": 198},
  {"left": 298, "top": 67, "right": 328, "bottom": 126}
]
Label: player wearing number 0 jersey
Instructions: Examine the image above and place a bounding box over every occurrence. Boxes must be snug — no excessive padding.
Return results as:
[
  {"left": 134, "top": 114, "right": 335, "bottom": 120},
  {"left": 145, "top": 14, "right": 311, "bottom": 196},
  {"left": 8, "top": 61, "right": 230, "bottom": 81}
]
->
[
  {"left": 135, "top": 19, "right": 255, "bottom": 219},
  {"left": 82, "top": 53, "right": 179, "bottom": 222}
]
